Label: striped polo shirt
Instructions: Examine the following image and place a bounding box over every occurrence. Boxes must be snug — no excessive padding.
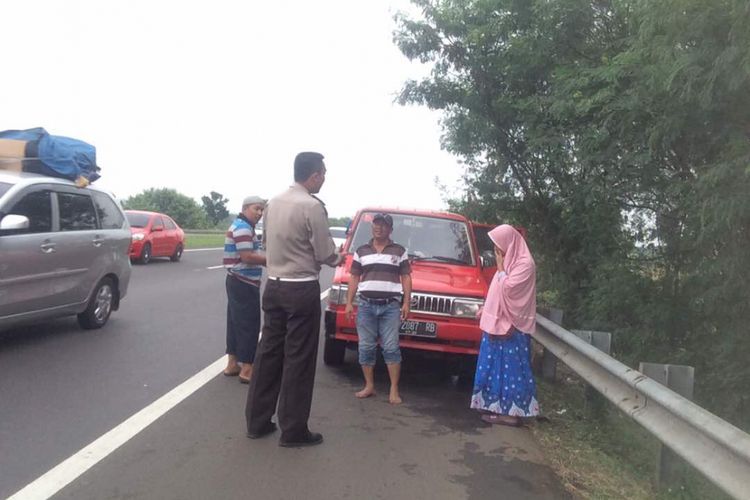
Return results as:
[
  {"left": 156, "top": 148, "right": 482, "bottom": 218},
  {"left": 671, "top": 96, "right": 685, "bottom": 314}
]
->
[
  {"left": 350, "top": 239, "right": 411, "bottom": 299},
  {"left": 223, "top": 214, "right": 263, "bottom": 285}
]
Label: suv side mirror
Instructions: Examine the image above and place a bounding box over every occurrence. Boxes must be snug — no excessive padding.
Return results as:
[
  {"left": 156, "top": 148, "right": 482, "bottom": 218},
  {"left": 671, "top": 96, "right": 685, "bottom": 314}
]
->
[
  {"left": 480, "top": 250, "right": 496, "bottom": 268},
  {"left": 0, "top": 214, "right": 30, "bottom": 231}
]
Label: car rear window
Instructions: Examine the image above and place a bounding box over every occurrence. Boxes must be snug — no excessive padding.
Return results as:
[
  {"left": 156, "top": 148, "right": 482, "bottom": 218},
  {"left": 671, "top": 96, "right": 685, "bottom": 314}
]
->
[
  {"left": 92, "top": 192, "right": 125, "bottom": 230},
  {"left": 58, "top": 192, "right": 98, "bottom": 231},
  {"left": 126, "top": 212, "right": 151, "bottom": 228}
]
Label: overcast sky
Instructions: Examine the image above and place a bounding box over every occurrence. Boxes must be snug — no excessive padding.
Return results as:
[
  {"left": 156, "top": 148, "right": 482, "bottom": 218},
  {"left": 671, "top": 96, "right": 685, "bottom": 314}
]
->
[{"left": 0, "top": 0, "right": 464, "bottom": 218}]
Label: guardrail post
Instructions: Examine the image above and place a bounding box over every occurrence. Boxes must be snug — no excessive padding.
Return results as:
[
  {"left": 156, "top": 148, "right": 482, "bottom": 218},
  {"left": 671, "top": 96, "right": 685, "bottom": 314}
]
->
[
  {"left": 540, "top": 308, "right": 563, "bottom": 381},
  {"left": 638, "top": 362, "right": 695, "bottom": 489},
  {"left": 571, "top": 330, "right": 612, "bottom": 414}
]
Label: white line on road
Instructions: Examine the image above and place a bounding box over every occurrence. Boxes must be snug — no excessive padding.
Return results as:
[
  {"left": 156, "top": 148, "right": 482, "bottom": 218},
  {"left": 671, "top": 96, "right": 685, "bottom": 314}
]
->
[
  {"left": 9, "top": 287, "right": 332, "bottom": 500},
  {"left": 206, "top": 265, "right": 224, "bottom": 270},
  {"left": 7, "top": 357, "right": 226, "bottom": 500}
]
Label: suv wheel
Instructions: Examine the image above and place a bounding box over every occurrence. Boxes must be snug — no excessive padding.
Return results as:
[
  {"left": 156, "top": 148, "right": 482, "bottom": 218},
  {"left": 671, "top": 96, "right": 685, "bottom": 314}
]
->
[
  {"left": 170, "top": 244, "right": 183, "bottom": 262},
  {"left": 139, "top": 243, "right": 152, "bottom": 264},
  {"left": 78, "top": 277, "right": 115, "bottom": 329},
  {"left": 323, "top": 337, "right": 346, "bottom": 366}
]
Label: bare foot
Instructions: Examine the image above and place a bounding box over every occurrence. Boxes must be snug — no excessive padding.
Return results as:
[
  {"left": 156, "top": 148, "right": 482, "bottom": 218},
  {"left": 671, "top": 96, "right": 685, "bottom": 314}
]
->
[
  {"left": 223, "top": 365, "right": 241, "bottom": 377},
  {"left": 355, "top": 387, "right": 376, "bottom": 399},
  {"left": 389, "top": 392, "right": 402, "bottom": 405}
]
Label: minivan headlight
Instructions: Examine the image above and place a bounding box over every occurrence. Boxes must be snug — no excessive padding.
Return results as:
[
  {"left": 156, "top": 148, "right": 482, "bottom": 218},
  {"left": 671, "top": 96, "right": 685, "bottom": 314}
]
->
[
  {"left": 328, "top": 284, "right": 348, "bottom": 306},
  {"left": 132, "top": 233, "right": 145, "bottom": 241},
  {"left": 451, "top": 298, "right": 484, "bottom": 317}
]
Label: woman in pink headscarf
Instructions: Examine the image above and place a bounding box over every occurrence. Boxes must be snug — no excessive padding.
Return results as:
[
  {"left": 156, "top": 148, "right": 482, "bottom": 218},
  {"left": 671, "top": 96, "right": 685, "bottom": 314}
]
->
[{"left": 470, "top": 225, "right": 540, "bottom": 426}]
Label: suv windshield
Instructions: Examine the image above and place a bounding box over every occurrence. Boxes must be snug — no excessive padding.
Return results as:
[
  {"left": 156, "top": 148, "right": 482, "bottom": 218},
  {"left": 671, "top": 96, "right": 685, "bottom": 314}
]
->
[
  {"left": 126, "top": 212, "right": 151, "bottom": 228},
  {"left": 350, "top": 212, "right": 475, "bottom": 266}
]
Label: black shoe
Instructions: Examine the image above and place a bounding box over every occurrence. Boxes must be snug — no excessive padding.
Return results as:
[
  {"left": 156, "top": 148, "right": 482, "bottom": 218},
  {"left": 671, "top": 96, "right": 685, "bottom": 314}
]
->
[
  {"left": 279, "top": 431, "right": 323, "bottom": 448},
  {"left": 247, "top": 422, "right": 277, "bottom": 439}
]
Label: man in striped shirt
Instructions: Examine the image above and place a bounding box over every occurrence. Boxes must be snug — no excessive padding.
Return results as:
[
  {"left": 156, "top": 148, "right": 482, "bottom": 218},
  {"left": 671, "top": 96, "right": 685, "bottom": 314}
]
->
[
  {"left": 223, "top": 195, "right": 266, "bottom": 384},
  {"left": 345, "top": 213, "right": 412, "bottom": 404}
]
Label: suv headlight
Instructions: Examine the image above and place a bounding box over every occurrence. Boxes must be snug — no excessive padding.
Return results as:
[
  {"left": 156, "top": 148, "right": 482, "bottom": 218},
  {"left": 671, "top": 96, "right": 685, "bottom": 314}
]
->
[
  {"left": 328, "top": 284, "right": 348, "bottom": 306},
  {"left": 132, "top": 233, "right": 145, "bottom": 241},
  {"left": 451, "top": 298, "right": 484, "bottom": 318}
]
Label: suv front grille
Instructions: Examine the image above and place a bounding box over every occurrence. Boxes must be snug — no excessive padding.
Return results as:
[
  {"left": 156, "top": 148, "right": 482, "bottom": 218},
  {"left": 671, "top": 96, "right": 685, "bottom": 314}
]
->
[{"left": 410, "top": 293, "right": 454, "bottom": 316}]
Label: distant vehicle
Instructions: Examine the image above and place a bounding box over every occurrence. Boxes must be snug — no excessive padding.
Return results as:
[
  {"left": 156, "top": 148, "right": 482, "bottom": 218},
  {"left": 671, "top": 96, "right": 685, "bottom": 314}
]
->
[
  {"left": 329, "top": 226, "right": 347, "bottom": 248},
  {"left": 0, "top": 171, "right": 131, "bottom": 330},
  {"left": 125, "top": 210, "right": 185, "bottom": 264}
]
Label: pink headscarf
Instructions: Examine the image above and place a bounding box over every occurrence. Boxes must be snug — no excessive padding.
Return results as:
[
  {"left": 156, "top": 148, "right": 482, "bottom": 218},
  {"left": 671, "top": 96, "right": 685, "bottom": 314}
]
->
[{"left": 479, "top": 225, "right": 536, "bottom": 336}]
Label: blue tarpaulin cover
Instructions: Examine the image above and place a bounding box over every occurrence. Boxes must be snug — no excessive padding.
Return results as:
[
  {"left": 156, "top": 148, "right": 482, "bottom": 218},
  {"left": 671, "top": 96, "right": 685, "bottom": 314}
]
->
[{"left": 0, "top": 127, "right": 100, "bottom": 183}]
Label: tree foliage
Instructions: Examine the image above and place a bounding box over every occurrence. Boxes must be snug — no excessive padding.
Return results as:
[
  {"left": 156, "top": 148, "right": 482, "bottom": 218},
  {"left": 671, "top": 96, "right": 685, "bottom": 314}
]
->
[
  {"left": 122, "top": 188, "right": 209, "bottom": 229},
  {"left": 201, "top": 191, "right": 230, "bottom": 226},
  {"left": 395, "top": 0, "right": 750, "bottom": 428}
]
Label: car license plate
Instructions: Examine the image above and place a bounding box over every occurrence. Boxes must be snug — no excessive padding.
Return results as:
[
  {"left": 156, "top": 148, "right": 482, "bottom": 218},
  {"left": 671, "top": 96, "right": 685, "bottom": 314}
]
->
[{"left": 399, "top": 320, "right": 437, "bottom": 338}]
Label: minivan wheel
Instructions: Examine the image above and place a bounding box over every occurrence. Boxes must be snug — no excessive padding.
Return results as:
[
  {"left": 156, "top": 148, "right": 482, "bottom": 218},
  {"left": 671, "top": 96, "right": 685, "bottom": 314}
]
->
[
  {"left": 170, "top": 244, "right": 183, "bottom": 262},
  {"left": 323, "top": 337, "right": 346, "bottom": 366},
  {"left": 78, "top": 278, "right": 115, "bottom": 329},
  {"left": 139, "top": 243, "right": 152, "bottom": 264}
]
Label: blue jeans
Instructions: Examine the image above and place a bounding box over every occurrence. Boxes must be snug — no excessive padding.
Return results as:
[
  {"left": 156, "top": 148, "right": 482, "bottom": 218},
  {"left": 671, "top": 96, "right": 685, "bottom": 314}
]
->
[{"left": 356, "top": 300, "right": 402, "bottom": 366}]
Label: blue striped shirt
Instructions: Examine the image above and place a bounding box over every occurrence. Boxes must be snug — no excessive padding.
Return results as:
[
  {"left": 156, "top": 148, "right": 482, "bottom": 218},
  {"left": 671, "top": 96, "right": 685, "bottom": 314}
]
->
[{"left": 223, "top": 215, "right": 262, "bottom": 284}]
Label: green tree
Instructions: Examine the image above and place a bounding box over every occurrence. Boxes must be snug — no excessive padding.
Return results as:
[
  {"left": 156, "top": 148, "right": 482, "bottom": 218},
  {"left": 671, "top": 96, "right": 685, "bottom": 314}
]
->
[
  {"left": 201, "top": 191, "right": 230, "bottom": 226},
  {"left": 328, "top": 216, "right": 352, "bottom": 227},
  {"left": 123, "top": 188, "right": 209, "bottom": 229},
  {"left": 395, "top": 0, "right": 750, "bottom": 429}
]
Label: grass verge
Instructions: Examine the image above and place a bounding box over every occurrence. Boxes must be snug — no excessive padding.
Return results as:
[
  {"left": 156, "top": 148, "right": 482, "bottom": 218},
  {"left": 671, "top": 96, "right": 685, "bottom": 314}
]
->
[
  {"left": 530, "top": 362, "right": 729, "bottom": 499},
  {"left": 185, "top": 232, "right": 225, "bottom": 249}
]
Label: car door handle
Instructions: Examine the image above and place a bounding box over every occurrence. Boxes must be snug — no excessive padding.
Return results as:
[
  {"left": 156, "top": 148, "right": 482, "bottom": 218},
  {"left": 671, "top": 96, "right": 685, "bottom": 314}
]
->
[
  {"left": 92, "top": 236, "right": 105, "bottom": 247},
  {"left": 40, "top": 241, "right": 56, "bottom": 253}
]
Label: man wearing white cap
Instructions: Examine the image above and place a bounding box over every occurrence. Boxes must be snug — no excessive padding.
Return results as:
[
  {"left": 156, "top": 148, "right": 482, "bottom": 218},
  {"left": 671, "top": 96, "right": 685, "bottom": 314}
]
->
[{"left": 222, "top": 195, "right": 267, "bottom": 383}]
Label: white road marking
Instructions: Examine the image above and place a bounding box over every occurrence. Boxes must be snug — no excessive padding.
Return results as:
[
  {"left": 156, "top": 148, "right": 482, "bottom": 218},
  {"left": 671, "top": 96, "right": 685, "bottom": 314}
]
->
[
  {"left": 9, "top": 287, "right": 333, "bottom": 500},
  {"left": 206, "top": 265, "right": 224, "bottom": 270},
  {"left": 7, "top": 357, "right": 226, "bottom": 500}
]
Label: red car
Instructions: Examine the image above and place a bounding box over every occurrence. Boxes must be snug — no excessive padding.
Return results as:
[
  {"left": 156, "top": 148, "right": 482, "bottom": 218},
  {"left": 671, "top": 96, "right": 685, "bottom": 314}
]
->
[
  {"left": 125, "top": 210, "right": 185, "bottom": 264},
  {"left": 324, "top": 207, "right": 526, "bottom": 376}
]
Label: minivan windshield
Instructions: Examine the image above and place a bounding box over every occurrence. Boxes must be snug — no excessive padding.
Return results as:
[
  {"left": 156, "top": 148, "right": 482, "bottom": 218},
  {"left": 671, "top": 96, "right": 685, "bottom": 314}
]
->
[
  {"left": 350, "top": 212, "right": 475, "bottom": 266},
  {"left": 126, "top": 212, "right": 151, "bottom": 228}
]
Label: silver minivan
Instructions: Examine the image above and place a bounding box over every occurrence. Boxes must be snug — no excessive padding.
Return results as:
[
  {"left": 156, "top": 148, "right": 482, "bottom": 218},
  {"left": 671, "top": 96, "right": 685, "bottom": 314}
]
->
[{"left": 0, "top": 171, "right": 131, "bottom": 330}]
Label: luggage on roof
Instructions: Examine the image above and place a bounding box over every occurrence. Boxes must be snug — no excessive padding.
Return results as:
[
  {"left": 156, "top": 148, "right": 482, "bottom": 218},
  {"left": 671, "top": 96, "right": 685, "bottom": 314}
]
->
[{"left": 0, "top": 127, "right": 100, "bottom": 186}]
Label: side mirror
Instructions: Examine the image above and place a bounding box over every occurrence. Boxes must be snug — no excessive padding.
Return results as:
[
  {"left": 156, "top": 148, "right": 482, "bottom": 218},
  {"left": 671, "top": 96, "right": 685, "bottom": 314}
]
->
[
  {"left": 480, "top": 250, "right": 496, "bottom": 268},
  {"left": 0, "top": 214, "right": 30, "bottom": 231}
]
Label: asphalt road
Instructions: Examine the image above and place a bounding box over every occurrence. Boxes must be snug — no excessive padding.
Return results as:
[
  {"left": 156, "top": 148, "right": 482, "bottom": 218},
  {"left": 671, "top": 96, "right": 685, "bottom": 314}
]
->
[{"left": 1, "top": 249, "right": 568, "bottom": 500}]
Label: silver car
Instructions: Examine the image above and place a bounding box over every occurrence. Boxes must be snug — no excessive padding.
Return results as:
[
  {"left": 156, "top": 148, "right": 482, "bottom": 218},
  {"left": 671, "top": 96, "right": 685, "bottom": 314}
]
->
[{"left": 0, "top": 171, "right": 131, "bottom": 330}]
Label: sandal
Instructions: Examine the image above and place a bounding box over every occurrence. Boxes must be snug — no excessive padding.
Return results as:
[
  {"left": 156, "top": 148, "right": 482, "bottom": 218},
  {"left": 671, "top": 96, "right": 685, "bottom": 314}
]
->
[{"left": 481, "top": 413, "right": 522, "bottom": 427}]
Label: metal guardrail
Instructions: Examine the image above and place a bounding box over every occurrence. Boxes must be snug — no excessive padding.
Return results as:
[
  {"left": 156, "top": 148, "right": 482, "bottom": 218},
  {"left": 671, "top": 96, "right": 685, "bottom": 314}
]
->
[{"left": 534, "top": 314, "right": 750, "bottom": 500}]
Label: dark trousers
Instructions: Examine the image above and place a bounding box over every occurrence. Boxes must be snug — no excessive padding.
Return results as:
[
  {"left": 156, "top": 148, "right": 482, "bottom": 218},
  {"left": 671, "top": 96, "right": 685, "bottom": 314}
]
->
[
  {"left": 225, "top": 274, "right": 261, "bottom": 364},
  {"left": 245, "top": 279, "right": 321, "bottom": 441}
]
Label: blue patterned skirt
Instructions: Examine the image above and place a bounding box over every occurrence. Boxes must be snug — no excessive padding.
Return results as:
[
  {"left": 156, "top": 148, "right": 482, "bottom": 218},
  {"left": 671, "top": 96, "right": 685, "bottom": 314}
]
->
[{"left": 470, "top": 330, "right": 540, "bottom": 417}]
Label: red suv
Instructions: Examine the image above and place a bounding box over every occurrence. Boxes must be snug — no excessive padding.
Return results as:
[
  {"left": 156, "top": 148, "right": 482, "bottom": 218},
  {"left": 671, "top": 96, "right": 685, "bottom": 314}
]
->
[
  {"left": 125, "top": 210, "right": 185, "bottom": 264},
  {"left": 324, "top": 208, "right": 512, "bottom": 373}
]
